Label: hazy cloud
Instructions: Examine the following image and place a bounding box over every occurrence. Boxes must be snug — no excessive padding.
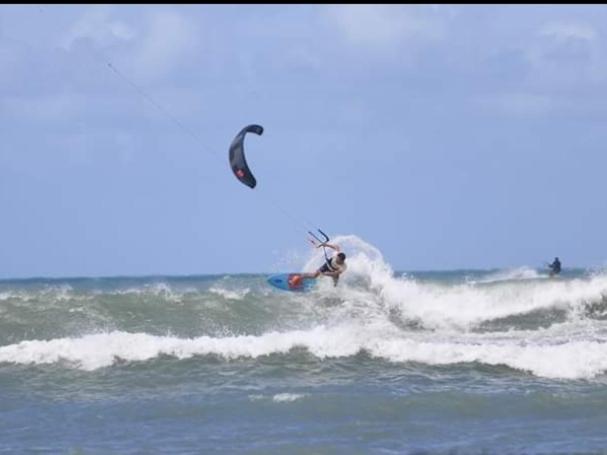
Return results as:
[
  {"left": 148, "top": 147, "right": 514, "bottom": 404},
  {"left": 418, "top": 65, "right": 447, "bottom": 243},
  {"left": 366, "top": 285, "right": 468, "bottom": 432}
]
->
[
  {"left": 477, "top": 92, "right": 554, "bottom": 117},
  {"left": 60, "top": 6, "right": 200, "bottom": 81},
  {"left": 539, "top": 22, "right": 598, "bottom": 43},
  {"left": 324, "top": 5, "right": 445, "bottom": 50},
  {"left": 61, "top": 6, "right": 136, "bottom": 50},
  {"left": 130, "top": 8, "right": 200, "bottom": 80}
]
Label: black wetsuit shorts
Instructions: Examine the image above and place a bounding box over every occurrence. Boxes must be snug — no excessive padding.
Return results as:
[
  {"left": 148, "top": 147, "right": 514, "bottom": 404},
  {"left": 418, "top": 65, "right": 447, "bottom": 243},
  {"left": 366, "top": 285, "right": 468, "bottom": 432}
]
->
[{"left": 319, "top": 259, "right": 336, "bottom": 274}]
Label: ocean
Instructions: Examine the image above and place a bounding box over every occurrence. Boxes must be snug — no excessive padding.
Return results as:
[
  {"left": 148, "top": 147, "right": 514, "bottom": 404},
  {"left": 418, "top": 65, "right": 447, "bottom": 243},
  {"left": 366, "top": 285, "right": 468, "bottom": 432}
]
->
[{"left": 2, "top": 236, "right": 607, "bottom": 453}]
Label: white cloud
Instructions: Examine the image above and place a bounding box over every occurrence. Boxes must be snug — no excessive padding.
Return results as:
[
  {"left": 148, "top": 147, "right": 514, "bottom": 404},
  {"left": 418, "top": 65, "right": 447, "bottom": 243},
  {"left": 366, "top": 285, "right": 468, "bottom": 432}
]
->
[
  {"left": 324, "top": 5, "right": 445, "bottom": 49},
  {"left": 522, "top": 20, "right": 603, "bottom": 89},
  {"left": 61, "top": 6, "right": 136, "bottom": 50},
  {"left": 130, "top": 9, "right": 199, "bottom": 79},
  {"left": 61, "top": 7, "right": 200, "bottom": 80},
  {"left": 539, "top": 22, "right": 598, "bottom": 43}
]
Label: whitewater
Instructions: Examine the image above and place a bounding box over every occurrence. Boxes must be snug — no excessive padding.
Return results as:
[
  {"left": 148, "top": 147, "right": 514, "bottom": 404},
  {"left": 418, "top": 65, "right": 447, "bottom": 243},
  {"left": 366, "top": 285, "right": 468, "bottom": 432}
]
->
[{"left": 2, "top": 235, "right": 607, "bottom": 452}]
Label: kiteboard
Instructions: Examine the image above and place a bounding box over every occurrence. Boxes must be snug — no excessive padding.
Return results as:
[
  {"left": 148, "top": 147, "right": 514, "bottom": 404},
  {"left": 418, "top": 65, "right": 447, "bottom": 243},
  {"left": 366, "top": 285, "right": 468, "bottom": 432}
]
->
[{"left": 267, "top": 273, "right": 316, "bottom": 292}]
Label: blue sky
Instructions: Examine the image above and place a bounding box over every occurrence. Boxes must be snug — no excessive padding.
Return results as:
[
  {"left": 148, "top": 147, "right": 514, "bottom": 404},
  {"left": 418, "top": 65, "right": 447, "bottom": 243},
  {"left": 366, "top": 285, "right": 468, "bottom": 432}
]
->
[{"left": 1, "top": 4, "right": 607, "bottom": 278}]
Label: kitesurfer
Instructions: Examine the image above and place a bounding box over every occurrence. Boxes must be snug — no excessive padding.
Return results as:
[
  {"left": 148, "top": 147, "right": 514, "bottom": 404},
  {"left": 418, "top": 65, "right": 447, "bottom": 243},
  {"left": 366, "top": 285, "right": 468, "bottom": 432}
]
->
[
  {"left": 302, "top": 242, "right": 347, "bottom": 287},
  {"left": 548, "top": 257, "right": 561, "bottom": 277}
]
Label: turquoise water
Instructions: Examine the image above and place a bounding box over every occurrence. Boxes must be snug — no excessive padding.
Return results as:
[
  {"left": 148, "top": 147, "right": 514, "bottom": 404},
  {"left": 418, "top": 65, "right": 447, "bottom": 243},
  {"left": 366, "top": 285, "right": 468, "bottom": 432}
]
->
[{"left": 2, "top": 238, "right": 607, "bottom": 453}]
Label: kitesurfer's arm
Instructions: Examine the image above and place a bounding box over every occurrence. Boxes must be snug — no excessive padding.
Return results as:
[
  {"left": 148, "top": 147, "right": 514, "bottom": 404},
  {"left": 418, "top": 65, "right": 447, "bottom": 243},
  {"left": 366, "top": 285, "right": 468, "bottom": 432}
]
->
[{"left": 318, "top": 242, "right": 340, "bottom": 252}]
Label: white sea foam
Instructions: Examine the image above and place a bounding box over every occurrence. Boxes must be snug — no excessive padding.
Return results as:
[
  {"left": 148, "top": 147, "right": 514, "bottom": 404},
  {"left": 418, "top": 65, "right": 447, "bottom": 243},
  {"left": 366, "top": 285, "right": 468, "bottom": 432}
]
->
[
  {"left": 0, "top": 291, "right": 18, "bottom": 301},
  {"left": 2, "top": 323, "right": 607, "bottom": 379},
  {"left": 209, "top": 286, "right": 250, "bottom": 301},
  {"left": 2, "top": 235, "right": 606, "bottom": 380},
  {"left": 103, "top": 282, "right": 188, "bottom": 303},
  {"left": 272, "top": 393, "right": 305, "bottom": 402},
  {"left": 247, "top": 393, "right": 305, "bottom": 402},
  {"left": 44, "top": 284, "right": 76, "bottom": 301},
  {"left": 0, "top": 285, "right": 92, "bottom": 304},
  {"left": 304, "top": 235, "right": 607, "bottom": 330},
  {"left": 471, "top": 266, "right": 546, "bottom": 284}
]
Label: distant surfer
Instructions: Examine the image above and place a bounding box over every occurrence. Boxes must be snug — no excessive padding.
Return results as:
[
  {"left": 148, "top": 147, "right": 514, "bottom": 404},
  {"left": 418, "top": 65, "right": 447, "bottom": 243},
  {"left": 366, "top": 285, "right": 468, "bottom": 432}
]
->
[
  {"left": 301, "top": 242, "right": 347, "bottom": 287},
  {"left": 548, "top": 257, "right": 561, "bottom": 277}
]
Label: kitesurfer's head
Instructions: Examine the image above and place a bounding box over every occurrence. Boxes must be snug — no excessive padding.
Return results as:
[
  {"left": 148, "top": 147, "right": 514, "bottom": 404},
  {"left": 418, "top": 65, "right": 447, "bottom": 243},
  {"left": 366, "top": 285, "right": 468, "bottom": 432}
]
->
[{"left": 336, "top": 252, "right": 346, "bottom": 263}]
